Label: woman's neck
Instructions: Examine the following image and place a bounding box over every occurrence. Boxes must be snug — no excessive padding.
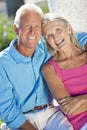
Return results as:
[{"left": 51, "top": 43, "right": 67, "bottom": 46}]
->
[{"left": 58, "top": 45, "right": 83, "bottom": 60}]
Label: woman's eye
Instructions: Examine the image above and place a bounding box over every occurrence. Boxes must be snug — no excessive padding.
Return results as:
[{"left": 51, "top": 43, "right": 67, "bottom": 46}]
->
[
  {"left": 57, "top": 28, "right": 60, "bottom": 32},
  {"left": 56, "top": 28, "right": 62, "bottom": 33},
  {"left": 47, "top": 34, "right": 53, "bottom": 40}
]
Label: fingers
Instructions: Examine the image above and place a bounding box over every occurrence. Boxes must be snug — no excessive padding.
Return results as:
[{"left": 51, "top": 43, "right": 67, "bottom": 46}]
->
[
  {"left": 58, "top": 95, "right": 87, "bottom": 115},
  {"left": 58, "top": 96, "right": 73, "bottom": 115},
  {"left": 60, "top": 99, "right": 82, "bottom": 115},
  {"left": 58, "top": 96, "right": 72, "bottom": 108},
  {"left": 58, "top": 96, "right": 71, "bottom": 104}
]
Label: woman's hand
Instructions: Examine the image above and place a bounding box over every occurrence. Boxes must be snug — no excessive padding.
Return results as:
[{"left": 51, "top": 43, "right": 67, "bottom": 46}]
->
[{"left": 58, "top": 95, "right": 87, "bottom": 115}]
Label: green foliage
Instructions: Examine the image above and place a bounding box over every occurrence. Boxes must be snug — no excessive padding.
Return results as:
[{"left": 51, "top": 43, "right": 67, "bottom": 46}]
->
[
  {"left": 0, "top": 119, "right": 3, "bottom": 125},
  {"left": 0, "top": 14, "right": 16, "bottom": 51},
  {"left": 36, "top": 1, "right": 49, "bottom": 13}
]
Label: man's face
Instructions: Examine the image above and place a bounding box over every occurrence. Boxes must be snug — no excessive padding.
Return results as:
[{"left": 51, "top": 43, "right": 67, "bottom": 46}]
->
[{"left": 15, "top": 12, "right": 42, "bottom": 50}]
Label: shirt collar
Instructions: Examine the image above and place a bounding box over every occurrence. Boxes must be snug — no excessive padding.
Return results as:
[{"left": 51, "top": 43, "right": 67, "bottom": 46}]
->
[
  {"left": 9, "top": 38, "right": 44, "bottom": 63},
  {"left": 9, "top": 39, "right": 32, "bottom": 63}
]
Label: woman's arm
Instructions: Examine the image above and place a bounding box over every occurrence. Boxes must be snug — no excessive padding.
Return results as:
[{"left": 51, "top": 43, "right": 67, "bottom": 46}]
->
[
  {"left": 42, "top": 63, "right": 87, "bottom": 116},
  {"left": 42, "top": 63, "right": 70, "bottom": 100},
  {"left": 58, "top": 94, "right": 87, "bottom": 115}
]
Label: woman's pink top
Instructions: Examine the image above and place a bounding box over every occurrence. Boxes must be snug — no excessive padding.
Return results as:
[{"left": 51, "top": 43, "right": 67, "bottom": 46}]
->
[{"left": 48, "top": 59, "right": 87, "bottom": 130}]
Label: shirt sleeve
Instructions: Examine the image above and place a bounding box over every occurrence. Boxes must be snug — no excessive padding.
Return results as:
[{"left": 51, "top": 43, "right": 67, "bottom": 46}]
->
[
  {"left": 0, "top": 66, "right": 26, "bottom": 129},
  {"left": 76, "top": 32, "right": 87, "bottom": 50}
]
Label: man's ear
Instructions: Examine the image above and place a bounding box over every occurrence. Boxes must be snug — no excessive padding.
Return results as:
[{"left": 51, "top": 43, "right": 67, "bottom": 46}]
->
[{"left": 13, "top": 24, "right": 19, "bottom": 35}]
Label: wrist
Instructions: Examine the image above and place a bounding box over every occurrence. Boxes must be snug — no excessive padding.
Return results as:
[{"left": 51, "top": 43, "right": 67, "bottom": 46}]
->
[{"left": 19, "top": 120, "right": 37, "bottom": 130}]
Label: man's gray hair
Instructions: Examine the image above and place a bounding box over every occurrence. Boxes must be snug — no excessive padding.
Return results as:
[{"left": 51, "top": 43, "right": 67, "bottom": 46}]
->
[{"left": 14, "top": 3, "right": 43, "bottom": 27}]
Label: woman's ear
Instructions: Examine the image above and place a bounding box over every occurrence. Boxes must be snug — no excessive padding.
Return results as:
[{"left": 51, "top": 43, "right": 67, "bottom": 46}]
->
[{"left": 13, "top": 24, "right": 19, "bottom": 35}]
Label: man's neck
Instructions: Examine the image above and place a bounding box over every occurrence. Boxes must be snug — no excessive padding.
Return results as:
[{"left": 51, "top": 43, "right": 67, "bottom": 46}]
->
[{"left": 14, "top": 43, "right": 35, "bottom": 57}]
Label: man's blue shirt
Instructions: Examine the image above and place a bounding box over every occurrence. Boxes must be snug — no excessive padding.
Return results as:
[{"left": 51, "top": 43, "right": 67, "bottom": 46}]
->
[
  {"left": 0, "top": 38, "right": 52, "bottom": 129},
  {"left": 77, "top": 32, "right": 87, "bottom": 50}
]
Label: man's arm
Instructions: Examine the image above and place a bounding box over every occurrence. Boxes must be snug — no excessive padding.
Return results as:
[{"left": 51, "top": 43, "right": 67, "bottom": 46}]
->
[
  {"left": 77, "top": 32, "right": 87, "bottom": 50},
  {"left": 0, "top": 71, "right": 37, "bottom": 130}
]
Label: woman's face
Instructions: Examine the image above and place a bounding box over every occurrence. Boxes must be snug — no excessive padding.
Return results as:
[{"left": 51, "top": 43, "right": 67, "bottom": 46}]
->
[{"left": 43, "top": 20, "right": 71, "bottom": 51}]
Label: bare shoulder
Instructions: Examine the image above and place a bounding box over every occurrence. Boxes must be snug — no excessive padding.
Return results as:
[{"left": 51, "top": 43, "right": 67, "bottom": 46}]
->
[{"left": 42, "top": 63, "right": 54, "bottom": 74}]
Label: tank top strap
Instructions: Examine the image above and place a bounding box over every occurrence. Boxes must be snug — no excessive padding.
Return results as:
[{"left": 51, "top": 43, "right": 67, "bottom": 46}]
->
[{"left": 48, "top": 59, "right": 63, "bottom": 79}]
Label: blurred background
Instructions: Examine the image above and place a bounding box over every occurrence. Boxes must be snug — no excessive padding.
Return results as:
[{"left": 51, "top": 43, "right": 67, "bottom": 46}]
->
[{"left": 0, "top": 0, "right": 49, "bottom": 16}]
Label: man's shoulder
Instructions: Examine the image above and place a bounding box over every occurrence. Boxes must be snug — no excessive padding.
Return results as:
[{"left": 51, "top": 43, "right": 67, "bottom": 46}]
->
[
  {"left": 77, "top": 32, "right": 87, "bottom": 50},
  {"left": 0, "top": 47, "right": 10, "bottom": 63},
  {"left": 38, "top": 36, "right": 45, "bottom": 46},
  {"left": 36, "top": 37, "right": 47, "bottom": 53}
]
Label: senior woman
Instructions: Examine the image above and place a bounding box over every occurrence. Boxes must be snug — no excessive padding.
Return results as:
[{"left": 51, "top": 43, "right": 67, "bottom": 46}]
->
[{"left": 42, "top": 13, "right": 87, "bottom": 130}]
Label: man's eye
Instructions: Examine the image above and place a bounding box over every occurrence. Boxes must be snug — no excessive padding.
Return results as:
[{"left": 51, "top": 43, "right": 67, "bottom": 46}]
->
[{"left": 22, "top": 26, "right": 30, "bottom": 30}]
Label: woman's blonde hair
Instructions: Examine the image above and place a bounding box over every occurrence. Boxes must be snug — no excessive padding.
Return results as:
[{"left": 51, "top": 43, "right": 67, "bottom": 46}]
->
[{"left": 42, "top": 13, "right": 81, "bottom": 54}]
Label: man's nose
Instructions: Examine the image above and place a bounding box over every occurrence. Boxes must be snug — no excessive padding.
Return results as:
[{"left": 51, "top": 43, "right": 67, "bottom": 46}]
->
[{"left": 29, "top": 27, "right": 35, "bottom": 34}]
